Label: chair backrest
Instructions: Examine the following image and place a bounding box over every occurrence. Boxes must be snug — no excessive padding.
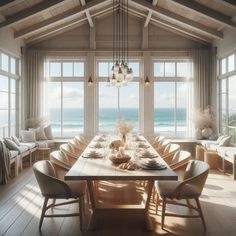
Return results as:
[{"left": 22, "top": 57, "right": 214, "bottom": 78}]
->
[
  {"left": 50, "top": 150, "right": 71, "bottom": 170},
  {"left": 153, "top": 136, "right": 165, "bottom": 145},
  {"left": 33, "top": 160, "right": 71, "bottom": 198},
  {"left": 177, "top": 160, "right": 209, "bottom": 198},
  {"left": 163, "top": 143, "right": 180, "bottom": 155},
  {"left": 170, "top": 150, "right": 192, "bottom": 170},
  {"left": 69, "top": 140, "right": 83, "bottom": 154},
  {"left": 60, "top": 143, "right": 78, "bottom": 159}
]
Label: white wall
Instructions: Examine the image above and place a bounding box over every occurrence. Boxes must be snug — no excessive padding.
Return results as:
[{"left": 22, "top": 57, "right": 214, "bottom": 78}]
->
[
  {"left": 214, "top": 28, "right": 236, "bottom": 58},
  {"left": 0, "top": 28, "right": 24, "bottom": 57}
]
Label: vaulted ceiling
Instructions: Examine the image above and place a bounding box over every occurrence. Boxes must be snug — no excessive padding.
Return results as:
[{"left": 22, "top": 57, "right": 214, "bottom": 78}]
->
[{"left": 0, "top": 0, "right": 236, "bottom": 45}]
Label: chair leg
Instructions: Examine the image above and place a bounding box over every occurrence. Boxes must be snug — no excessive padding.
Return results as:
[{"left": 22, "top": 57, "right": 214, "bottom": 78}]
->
[
  {"left": 161, "top": 198, "right": 166, "bottom": 229},
  {"left": 155, "top": 192, "right": 160, "bottom": 215},
  {"left": 39, "top": 197, "right": 48, "bottom": 231},
  {"left": 79, "top": 197, "right": 83, "bottom": 231},
  {"left": 195, "top": 198, "right": 207, "bottom": 231},
  {"left": 52, "top": 199, "right": 56, "bottom": 207}
]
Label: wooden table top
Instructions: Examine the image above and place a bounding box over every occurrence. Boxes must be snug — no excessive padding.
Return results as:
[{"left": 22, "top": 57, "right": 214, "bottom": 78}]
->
[{"left": 65, "top": 135, "right": 178, "bottom": 181}]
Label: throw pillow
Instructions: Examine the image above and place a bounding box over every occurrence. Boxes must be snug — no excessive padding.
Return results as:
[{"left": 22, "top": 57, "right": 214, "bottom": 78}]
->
[
  {"left": 218, "top": 135, "right": 232, "bottom": 146},
  {"left": 3, "top": 138, "right": 20, "bottom": 152},
  {"left": 20, "top": 130, "right": 36, "bottom": 142},
  {"left": 11, "top": 135, "right": 21, "bottom": 146},
  {"left": 29, "top": 126, "right": 47, "bottom": 141},
  {"left": 44, "top": 125, "right": 53, "bottom": 140},
  {"left": 216, "top": 135, "right": 227, "bottom": 144}
]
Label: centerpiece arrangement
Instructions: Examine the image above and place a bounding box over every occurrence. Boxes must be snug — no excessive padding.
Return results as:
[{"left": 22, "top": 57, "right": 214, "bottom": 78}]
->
[{"left": 116, "top": 118, "right": 134, "bottom": 143}]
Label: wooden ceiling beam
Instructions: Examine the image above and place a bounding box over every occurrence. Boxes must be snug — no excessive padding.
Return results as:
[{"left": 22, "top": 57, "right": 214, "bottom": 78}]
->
[
  {"left": 131, "top": 0, "right": 223, "bottom": 39},
  {"left": 0, "top": 0, "right": 67, "bottom": 28},
  {"left": 0, "top": 0, "right": 25, "bottom": 11},
  {"left": 144, "top": 0, "right": 158, "bottom": 27},
  {"left": 170, "top": 0, "right": 236, "bottom": 28},
  {"left": 215, "top": 0, "right": 236, "bottom": 9},
  {"left": 80, "top": 0, "right": 94, "bottom": 27},
  {"left": 14, "top": 0, "right": 110, "bottom": 39}
]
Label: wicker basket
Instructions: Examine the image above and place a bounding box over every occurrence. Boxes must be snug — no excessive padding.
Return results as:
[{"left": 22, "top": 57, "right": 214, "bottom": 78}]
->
[{"left": 109, "top": 155, "right": 131, "bottom": 164}]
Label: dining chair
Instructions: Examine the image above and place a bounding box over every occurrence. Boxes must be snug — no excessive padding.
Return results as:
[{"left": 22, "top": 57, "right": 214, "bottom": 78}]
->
[
  {"left": 161, "top": 143, "right": 181, "bottom": 165},
  {"left": 169, "top": 150, "right": 192, "bottom": 170},
  {"left": 60, "top": 143, "right": 79, "bottom": 162},
  {"left": 155, "top": 160, "right": 209, "bottom": 231},
  {"left": 155, "top": 150, "right": 192, "bottom": 213},
  {"left": 33, "top": 160, "right": 86, "bottom": 231},
  {"left": 68, "top": 139, "right": 84, "bottom": 154},
  {"left": 151, "top": 135, "right": 165, "bottom": 147},
  {"left": 155, "top": 139, "right": 171, "bottom": 155},
  {"left": 74, "top": 135, "right": 88, "bottom": 149}
]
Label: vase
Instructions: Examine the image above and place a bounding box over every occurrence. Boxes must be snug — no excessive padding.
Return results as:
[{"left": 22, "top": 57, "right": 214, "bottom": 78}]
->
[
  {"left": 201, "top": 127, "right": 213, "bottom": 139},
  {"left": 120, "top": 134, "right": 126, "bottom": 143}
]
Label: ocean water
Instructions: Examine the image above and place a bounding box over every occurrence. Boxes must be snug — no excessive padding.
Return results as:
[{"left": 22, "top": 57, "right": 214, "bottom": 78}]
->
[{"left": 49, "top": 108, "right": 187, "bottom": 136}]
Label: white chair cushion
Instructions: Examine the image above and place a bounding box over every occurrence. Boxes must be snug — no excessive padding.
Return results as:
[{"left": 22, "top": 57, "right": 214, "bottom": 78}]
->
[
  {"left": 10, "top": 150, "right": 19, "bottom": 159},
  {"left": 3, "top": 138, "right": 21, "bottom": 152},
  {"left": 18, "top": 145, "right": 29, "bottom": 154},
  {"left": 20, "top": 142, "right": 37, "bottom": 149}
]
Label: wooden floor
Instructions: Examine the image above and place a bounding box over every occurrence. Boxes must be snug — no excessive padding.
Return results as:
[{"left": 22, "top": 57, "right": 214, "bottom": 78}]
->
[{"left": 0, "top": 166, "right": 236, "bottom": 236}]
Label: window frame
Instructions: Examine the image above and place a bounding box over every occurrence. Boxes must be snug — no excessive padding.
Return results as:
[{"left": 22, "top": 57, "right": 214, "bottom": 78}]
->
[
  {"left": 0, "top": 50, "right": 19, "bottom": 138},
  {"left": 152, "top": 58, "right": 193, "bottom": 138},
  {"left": 46, "top": 58, "right": 86, "bottom": 138},
  {"left": 218, "top": 51, "right": 236, "bottom": 139}
]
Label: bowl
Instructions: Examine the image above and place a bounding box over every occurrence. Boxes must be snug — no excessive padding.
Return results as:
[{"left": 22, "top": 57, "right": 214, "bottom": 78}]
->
[{"left": 109, "top": 155, "right": 131, "bottom": 164}]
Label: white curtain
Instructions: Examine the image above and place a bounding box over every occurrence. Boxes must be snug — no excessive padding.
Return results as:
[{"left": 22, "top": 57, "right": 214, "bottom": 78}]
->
[
  {"left": 191, "top": 49, "right": 211, "bottom": 111},
  {"left": 24, "top": 50, "right": 47, "bottom": 127}
]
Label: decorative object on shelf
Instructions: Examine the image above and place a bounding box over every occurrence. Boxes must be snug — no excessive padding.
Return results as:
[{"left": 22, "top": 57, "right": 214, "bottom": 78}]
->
[
  {"left": 191, "top": 106, "right": 216, "bottom": 139},
  {"left": 144, "top": 76, "right": 150, "bottom": 87},
  {"left": 108, "top": 0, "right": 133, "bottom": 87},
  {"left": 116, "top": 118, "right": 134, "bottom": 143},
  {"left": 88, "top": 76, "right": 93, "bottom": 86}
]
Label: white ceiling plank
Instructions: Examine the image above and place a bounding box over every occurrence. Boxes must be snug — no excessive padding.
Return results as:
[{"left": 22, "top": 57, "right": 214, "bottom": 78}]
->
[
  {"left": 26, "top": 6, "right": 113, "bottom": 45},
  {"left": 80, "top": 0, "right": 94, "bottom": 27},
  {"left": 0, "top": 0, "right": 67, "bottom": 28},
  {"left": 171, "top": 0, "right": 236, "bottom": 28},
  {"left": 0, "top": 0, "right": 25, "bottom": 11},
  {"left": 131, "top": 0, "right": 223, "bottom": 40},
  {"left": 14, "top": 0, "right": 111, "bottom": 39}
]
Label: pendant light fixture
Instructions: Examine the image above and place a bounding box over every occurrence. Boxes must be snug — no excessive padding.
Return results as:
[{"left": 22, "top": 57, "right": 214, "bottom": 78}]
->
[{"left": 108, "top": 0, "right": 133, "bottom": 87}]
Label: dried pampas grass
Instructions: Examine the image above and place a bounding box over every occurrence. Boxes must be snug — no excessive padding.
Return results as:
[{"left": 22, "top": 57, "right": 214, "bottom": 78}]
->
[{"left": 116, "top": 118, "right": 134, "bottom": 135}]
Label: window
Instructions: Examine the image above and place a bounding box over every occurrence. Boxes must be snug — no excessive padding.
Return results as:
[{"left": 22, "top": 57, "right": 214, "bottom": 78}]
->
[
  {"left": 0, "top": 52, "right": 19, "bottom": 138},
  {"left": 98, "top": 61, "right": 140, "bottom": 132},
  {"left": 46, "top": 60, "right": 85, "bottom": 137},
  {"left": 153, "top": 60, "right": 193, "bottom": 138},
  {"left": 219, "top": 51, "right": 236, "bottom": 143}
]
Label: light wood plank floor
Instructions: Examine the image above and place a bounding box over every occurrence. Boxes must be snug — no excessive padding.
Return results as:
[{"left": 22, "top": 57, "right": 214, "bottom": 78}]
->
[{"left": 0, "top": 166, "right": 236, "bottom": 236}]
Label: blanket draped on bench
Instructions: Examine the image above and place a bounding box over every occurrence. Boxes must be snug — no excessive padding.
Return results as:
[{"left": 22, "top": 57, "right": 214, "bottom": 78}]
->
[{"left": 0, "top": 141, "right": 11, "bottom": 184}]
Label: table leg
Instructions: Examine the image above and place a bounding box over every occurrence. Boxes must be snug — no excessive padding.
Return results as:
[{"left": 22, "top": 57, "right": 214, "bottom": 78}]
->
[
  {"left": 144, "top": 180, "right": 154, "bottom": 230},
  {"left": 87, "top": 180, "right": 97, "bottom": 230}
]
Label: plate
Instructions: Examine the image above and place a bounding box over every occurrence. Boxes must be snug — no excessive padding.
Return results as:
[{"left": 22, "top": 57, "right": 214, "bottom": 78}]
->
[
  {"left": 83, "top": 151, "right": 103, "bottom": 158},
  {"left": 141, "top": 163, "right": 167, "bottom": 170}
]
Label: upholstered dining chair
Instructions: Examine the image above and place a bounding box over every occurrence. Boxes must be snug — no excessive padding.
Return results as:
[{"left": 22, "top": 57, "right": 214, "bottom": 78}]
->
[
  {"left": 155, "top": 160, "right": 209, "bottom": 231},
  {"left": 155, "top": 150, "right": 192, "bottom": 213},
  {"left": 74, "top": 135, "right": 88, "bottom": 149},
  {"left": 169, "top": 150, "right": 192, "bottom": 170},
  {"left": 161, "top": 143, "right": 181, "bottom": 165},
  {"left": 33, "top": 160, "right": 86, "bottom": 231},
  {"left": 155, "top": 139, "right": 171, "bottom": 155},
  {"left": 151, "top": 135, "right": 165, "bottom": 147},
  {"left": 68, "top": 139, "right": 84, "bottom": 154},
  {"left": 60, "top": 143, "right": 79, "bottom": 162}
]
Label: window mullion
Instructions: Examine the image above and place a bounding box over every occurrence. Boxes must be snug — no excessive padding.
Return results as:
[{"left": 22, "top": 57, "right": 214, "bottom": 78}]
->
[{"left": 61, "top": 81, "right": 63, "bottom": 137}]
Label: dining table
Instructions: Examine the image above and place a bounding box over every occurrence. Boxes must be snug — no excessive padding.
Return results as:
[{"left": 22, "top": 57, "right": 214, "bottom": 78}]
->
[{"left": 64, "top": 134, "right": 178, "bottom": 230}]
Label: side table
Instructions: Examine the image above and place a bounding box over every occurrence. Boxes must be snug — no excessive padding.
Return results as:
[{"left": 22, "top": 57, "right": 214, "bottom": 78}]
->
[
  {"left": 204, "top": 151, "right": 219, "bottom": 169},
  {"left": 37, "top": 148, "right": 51, "bottom": 160}
]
